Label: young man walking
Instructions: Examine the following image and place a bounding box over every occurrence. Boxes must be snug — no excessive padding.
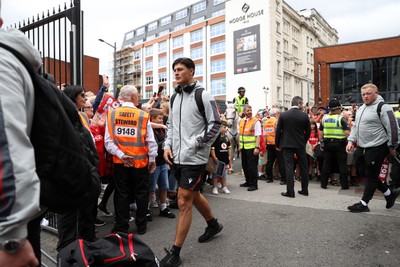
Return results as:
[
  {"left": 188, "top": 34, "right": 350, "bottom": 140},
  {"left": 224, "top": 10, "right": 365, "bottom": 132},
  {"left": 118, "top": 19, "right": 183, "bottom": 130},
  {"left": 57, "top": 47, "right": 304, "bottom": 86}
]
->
[{"left": 162, "top": 57, "right": 222, "bottom": 267}]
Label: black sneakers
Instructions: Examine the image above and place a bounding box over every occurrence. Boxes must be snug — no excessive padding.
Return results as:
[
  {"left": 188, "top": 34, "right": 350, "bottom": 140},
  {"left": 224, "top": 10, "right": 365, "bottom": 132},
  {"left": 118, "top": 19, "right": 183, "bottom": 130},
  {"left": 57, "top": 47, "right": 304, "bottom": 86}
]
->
[
  {"left": 160, "top": 208, "right": 176, "bottom": 219},
  {"left": 385, "top": 188, "right": 400, "bottom": 209},
  {"left": 198, "top": 222, "right": 223, "bottom": 243},
  {"left": 347, "top": 202, "right": 370, "bottom": 212},
  {"left": 146, "top": 210, "right": 153, "bottom": 222},
  {"left": 160, "top": 247, "right": 182, "bottom": 267}
]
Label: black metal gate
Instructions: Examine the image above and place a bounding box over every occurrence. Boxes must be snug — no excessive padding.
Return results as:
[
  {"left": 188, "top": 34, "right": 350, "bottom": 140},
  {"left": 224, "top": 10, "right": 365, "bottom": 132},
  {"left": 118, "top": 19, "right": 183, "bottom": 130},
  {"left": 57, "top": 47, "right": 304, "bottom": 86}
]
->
[{"left": 10, "top": 0, "right": 83, "bottom": 88}]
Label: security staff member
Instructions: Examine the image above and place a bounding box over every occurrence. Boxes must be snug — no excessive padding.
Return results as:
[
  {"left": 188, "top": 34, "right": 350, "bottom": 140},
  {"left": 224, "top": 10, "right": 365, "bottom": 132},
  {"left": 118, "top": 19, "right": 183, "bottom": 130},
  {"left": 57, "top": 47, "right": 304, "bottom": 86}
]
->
[
  {"left": 319, "top": 99, "right": 350, "bottom": 189},
  {"left": 105, "top": 85, "right": 157, "bottom": 235},
  {"left": 233, "top": 87, "right": 249, "bottom": 117},
  {"left": 239, "top": 105, "right": 261, "bottom": 191}
]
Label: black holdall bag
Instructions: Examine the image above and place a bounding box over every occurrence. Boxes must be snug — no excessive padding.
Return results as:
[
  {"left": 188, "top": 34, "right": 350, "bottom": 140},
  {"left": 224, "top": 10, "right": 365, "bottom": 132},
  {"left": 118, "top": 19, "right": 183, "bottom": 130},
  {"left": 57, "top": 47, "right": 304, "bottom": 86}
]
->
[
  {"left": 0, "top": 42, "right": 101, "bottom": 212},
  {"left": 57, "top": 232, "right": 160, "bottom": 267}
]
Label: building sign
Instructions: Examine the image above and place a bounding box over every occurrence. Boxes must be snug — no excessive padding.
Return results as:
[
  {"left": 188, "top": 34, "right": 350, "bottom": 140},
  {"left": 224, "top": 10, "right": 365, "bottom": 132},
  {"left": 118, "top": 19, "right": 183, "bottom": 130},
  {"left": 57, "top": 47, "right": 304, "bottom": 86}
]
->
[{"left": 233, "top": 24, "right": 260, "bottom": 74}]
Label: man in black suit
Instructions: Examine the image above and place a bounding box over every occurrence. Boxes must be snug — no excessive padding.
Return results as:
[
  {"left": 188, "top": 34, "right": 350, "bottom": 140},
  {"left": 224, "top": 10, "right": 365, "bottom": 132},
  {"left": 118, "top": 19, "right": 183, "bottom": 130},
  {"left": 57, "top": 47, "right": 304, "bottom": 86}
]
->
[{"left": 275, "top": 96, "right": 311, "bottom": 198}]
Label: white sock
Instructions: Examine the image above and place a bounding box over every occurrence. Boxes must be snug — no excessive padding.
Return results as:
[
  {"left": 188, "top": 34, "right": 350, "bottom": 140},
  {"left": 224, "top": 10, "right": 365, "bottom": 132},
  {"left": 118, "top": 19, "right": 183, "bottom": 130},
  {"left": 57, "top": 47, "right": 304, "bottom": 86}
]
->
[
  {"left": 258, "top": 172, "right": 263, "bottom": 176},
  {"left": 150, "top": 194, "right": 156, "bottom": 203},
  {"left": 383, "top": 189, "right": 391, "bottom": 196},
  {"left": 360, "top": 200, "right": 368, "bottom": 206},
  {"left": 160, "top": 203, "right": 167, "bottom": 211}
]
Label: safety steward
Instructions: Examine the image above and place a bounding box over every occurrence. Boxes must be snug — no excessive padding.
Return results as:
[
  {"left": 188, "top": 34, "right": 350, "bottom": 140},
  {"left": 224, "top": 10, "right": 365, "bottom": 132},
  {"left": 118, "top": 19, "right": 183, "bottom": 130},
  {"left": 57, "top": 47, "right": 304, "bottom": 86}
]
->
[
  {"left": 263, "top": 108, "right": 286, "bottom": 183},
  {"left": 238, "top": 105, "right": 261, "bottom": 191},
  {"left": 233, "top": 87, "right": 249, "bottom": 118},
  {"left": 105, "top": 85, "right": 157, "bottom": 235},
  {"left": 319, "top": 99, "right": 350, "bottom": 189}
]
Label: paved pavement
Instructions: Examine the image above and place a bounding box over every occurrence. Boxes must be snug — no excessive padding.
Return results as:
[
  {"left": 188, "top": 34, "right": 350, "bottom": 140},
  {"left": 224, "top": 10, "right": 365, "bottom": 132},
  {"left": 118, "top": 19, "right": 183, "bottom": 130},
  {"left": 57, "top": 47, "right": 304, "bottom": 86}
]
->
[{"left": 41, "top": 165, "right": 400, "bottom": 267}]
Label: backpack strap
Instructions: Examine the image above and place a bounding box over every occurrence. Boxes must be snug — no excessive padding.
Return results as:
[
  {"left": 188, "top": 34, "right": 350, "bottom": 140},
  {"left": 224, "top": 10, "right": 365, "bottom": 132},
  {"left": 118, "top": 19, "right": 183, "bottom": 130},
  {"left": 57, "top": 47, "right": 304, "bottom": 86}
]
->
[
  {"left": 377, "top": 101, "right": 387, "bottom": 133},
  {"left": 377, "top": 101, "right": 385, "bottom": 119}
]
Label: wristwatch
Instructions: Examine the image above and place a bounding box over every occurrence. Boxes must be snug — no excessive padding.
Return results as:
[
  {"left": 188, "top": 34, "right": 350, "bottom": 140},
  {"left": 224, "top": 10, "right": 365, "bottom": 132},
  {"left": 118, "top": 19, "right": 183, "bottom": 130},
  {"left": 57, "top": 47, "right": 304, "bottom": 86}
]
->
[{"left": 0, "top": 238, "right": 26, "bottom": 254}]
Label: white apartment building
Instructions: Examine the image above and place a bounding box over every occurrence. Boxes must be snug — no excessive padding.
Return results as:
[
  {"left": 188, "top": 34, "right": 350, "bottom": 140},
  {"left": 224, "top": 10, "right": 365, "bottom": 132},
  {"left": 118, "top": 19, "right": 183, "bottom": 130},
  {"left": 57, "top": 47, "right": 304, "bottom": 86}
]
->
[{"left": 117, "top": 0, "right": 338, "bottom": 110}]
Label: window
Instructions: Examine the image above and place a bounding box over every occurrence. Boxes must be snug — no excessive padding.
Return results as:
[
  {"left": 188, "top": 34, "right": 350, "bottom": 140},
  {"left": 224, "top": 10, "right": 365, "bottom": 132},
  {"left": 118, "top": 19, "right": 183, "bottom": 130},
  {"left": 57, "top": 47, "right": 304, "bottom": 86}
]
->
[
  {"left": 145, "top": 60, "right": 153, "bottom": 71},
  {"left": 210, "top": 22, "right": 225, "bottom": 37},
  {"left": 292, "top": 45, "right": 298, "bottom": 57},
  {"left": 134, "top": 39, "right": 143, "bottom": 45},
  {"left": 134, "top": 50, "right": 141, "bottom": 60},
  {"left": 125, "top": 31, "right": 134, "bottom": 40},
  {"left": 190, "top": 47, "right": 203, "bottom": 59},
  {"left": 276, "top": 21, "right": 281, "bottom": 34},
  {"left": 160, "top": 16, "right": 172, "bottom": 26},
  {"left": 134, "top": 64, "right": 141, "bottom": 72},
  {"left": 195, "top": 63, "right": 203, "bottom": 76},
  {"left": 307, "top": 52, "right": 310, "bottom": 64},
  {"left": 190, "top": 29, "right": 203, "bottom": 43},
  {"left": 277, "top": 60, "right": 281, "bottom": 75},
  {"left": 276, "top": 0, "right": 281, "bottom": 13},
  {"left": 173, "top": 52, "right": 184, "bottom": 60},
  {"left": 159, "top": 72, "right": 167, "bottom": 83},
  {"left": 158, "top": 56, "right": 166, "bottom": 68},
  {"left": 283, "top": 20, "right": 290, "bottom": 33},
  {"left": 176, "top": 9, "right": 188, "bottom": 20},
  {"left": 147, "top": 35, "right": 156, "bottom": 41},
  {"left": 148, "top": 21, "right": 158, "bottom": 31},
  {"left": 212, "top": 9, "right": 225, "bottom": 18},
  {"left": 214, "top": 0, "right": 225, "bottom": 5},
  {"left": 159, "top": 41, "right": 167, "bottom": 53},
  {"left": 173, "top": 35, "right": 184, "bottom": 48},
  {"left": 145, "top": 45, "right": 153, "bottom": 57},
  {"left": 192, "top": 16, "right": 205, "bottom": 25},
  {"left": 136, "top": 27, "right": 145, "bottom": 36},
  {"left": 145, "top": 90, "right": 153, "bottom": 99},
  {"left": 146, "top": 76, "right": 153, "bottom": 85},
  {"left": 193, "top": 1, "right": 206, "bottom": 13},
  {"left": 174, "top": 23, "right": 186, "bottom": 31},
  {"left": 211, "top": 59, "right": 226, "bottom": 73},
  {"left": 210, "top": 41, "right": 225, "bottom": 55},
  {"left": 292, "top": 26, "right": 299, "bottom": 40},
  {"left": 159, "top": 29, "right": 170, "bottom": 36},
  {"left": 283, "top": 39, "right": 288, "bottom": 52},
  {"left": 211, "top": 78, "right": 226, "bottom": 95},
  {"left": 276, "top": 41, "right": 281, "bottom": 53}
]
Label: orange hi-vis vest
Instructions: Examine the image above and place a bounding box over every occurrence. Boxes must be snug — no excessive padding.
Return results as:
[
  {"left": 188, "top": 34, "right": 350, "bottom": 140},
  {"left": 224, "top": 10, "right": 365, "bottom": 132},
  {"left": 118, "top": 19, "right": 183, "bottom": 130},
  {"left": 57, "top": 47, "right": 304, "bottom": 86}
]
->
[
  {"left": 79, "top": 112, "right": 90, "bottom": 131},
  {"left": 107, "top": 106, "right": 149, "bottom": 168},
  {"left": 263, "top": 117, "right": 277, "bottom": 145},
  {"left": 239, "top": 117, "right": 257, "bottom": 149}
]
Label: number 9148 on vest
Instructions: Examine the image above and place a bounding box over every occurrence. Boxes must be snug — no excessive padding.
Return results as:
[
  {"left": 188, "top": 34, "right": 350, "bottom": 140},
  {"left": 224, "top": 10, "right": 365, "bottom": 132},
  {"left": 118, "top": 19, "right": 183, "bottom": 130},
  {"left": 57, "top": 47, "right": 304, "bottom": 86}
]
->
[{"left": 116, "top": 126, "right": 137, "bottom": 137}]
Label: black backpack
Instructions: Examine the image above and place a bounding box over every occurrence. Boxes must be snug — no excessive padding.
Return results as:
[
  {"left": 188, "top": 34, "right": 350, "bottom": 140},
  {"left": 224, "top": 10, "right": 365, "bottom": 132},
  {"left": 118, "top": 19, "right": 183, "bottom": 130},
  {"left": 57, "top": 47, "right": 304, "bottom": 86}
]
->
[
  {"left": 170, "top": 87, "right": 207, "bottom": 129},
  {"left": 57, "top": 232, "right": 159, "bottom": 267},
  {"left": 0, "top": 42, "right": 101, "bottom": 213}
]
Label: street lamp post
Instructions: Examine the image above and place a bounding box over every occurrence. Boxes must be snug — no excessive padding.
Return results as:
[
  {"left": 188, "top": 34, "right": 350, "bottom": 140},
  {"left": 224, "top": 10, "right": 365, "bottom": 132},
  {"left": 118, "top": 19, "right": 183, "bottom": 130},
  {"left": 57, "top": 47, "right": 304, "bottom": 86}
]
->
[
  {"left": 263, "top": 86, "right": 269, "bottom": 108},
  {"left": 98, "top": 38, "right": 117, "bottom": 98}
]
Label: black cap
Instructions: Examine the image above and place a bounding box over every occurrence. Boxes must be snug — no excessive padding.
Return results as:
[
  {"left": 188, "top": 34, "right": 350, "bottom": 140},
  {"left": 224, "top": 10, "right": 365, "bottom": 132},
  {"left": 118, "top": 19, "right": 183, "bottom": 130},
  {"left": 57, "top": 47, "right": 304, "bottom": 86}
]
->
[{"left": 328, "top": 99, "right": 342, "bottom": 110}]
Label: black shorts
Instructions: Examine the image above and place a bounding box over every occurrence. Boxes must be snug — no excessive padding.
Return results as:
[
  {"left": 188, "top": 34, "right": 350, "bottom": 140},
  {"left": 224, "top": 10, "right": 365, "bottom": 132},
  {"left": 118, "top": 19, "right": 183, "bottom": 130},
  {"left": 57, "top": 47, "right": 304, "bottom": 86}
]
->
[{"left": 172, "top": 164, "right": 206, "bottom": 192}]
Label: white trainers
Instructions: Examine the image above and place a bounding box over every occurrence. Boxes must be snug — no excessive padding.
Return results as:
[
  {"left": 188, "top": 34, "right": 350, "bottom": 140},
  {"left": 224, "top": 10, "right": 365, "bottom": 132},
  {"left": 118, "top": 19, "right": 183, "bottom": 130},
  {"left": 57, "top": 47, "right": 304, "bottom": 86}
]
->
[
  {"left": 149, "top": 201, "right": 159, "bottom": 208},
  {"left": 129, "top": 217, "right": 135, "bottom": 222},
  {"left": 212, "top": 187, "right": 219, "bottom": 195},
  {"left": 222, "top": 187, "right": 230, "bottom": 194},
  {"left": 217, "top": 182, "right": 222, "bottom": 189}
]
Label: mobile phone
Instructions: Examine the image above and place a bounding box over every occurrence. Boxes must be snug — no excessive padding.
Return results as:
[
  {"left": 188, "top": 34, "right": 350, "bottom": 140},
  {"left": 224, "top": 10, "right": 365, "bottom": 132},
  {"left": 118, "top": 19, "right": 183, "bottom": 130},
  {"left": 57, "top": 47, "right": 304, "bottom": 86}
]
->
[{"left": 153, "top": 92, "right": 157, "bottom": 97}]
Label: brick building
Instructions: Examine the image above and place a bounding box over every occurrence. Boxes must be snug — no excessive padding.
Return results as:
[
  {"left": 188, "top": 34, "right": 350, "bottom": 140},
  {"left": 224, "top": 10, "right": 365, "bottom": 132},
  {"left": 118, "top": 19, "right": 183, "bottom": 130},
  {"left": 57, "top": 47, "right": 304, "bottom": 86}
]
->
[{"left": 314, "top": 36, "right": 400, "bottom": 106}]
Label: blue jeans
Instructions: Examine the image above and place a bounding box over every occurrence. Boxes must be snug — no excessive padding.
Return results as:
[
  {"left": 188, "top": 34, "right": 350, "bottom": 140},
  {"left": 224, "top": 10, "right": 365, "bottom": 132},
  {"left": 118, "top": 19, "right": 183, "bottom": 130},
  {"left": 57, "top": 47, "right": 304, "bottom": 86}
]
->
[{"left": 150, "top": 164, "right": 169, "bottom": 192}]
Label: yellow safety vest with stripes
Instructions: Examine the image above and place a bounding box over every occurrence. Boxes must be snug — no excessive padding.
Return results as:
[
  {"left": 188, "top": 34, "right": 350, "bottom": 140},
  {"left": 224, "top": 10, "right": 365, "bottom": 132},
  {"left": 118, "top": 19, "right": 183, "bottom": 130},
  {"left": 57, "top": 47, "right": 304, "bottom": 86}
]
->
[
  {"left": 234, "top": 96, "right": 247, "bottom": 114},
  {"left": 322, "top": 114, "right": 345, "bottom": 139},
  {"left": 239, "top": 117, "right": 257, "bottom": 149}
]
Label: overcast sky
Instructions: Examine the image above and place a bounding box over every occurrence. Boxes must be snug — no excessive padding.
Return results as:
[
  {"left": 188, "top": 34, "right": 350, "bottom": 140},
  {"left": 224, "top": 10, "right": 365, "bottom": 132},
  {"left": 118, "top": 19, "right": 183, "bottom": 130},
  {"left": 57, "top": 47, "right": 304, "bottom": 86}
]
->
[{"left": 2, "top": 0, "right": 400, "bottom": 74}]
